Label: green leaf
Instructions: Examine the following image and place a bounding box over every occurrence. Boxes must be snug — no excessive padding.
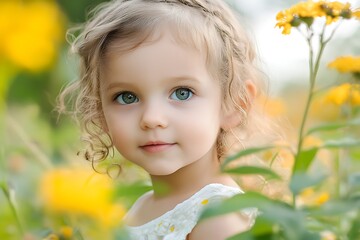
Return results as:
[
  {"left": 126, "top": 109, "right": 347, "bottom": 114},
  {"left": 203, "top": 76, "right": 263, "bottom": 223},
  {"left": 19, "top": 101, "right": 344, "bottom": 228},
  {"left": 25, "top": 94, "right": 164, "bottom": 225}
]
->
[
  {"left": 348, "top": 215, "right": 360, "bottom": 240},
  {"left": 201, "top": 192, "right": 318, "bottom": 239},
  {"left": 0, "top": 181, "right": 9, "bottom": 198},
  {"left": 293, "top": 147, "right": 319, "bottom": 173},
  {"left": 113, "top": 182, "right": 152, "bottom": 205},
  {"left": 222, "top": 146, "right": 275, "bottom": 169},
  {"left": 322, "top": 137, "right": 360, "bottom": 148},
  {"left": 227, "top": 231, "right": 253, "bottom": 240},
  {"left": 293, "top": 137, "right": 360, "bottom": 174},
  {"left": 228, "top": 217, "right": 277, "bottom": 239},
  {"left": 227, "top": 230, "right": 273, "bottom": 240},
  {"left": 224, "top": 166, "right": 281, "bottom": 180},
  {"left": 200, "top": 192, "right": 286, "bottom": 220},
  {"left": 290, "top": 172, "right": 327, "bottom": 196},
  {"left": 114, "top": 227, "right": 130, "bottom": 240},
  {"left": 306, "top": 118, "right": 360, "bottom": 135},
  {"left": 310, "top": 199, "right": 360, "bottom": 216}
]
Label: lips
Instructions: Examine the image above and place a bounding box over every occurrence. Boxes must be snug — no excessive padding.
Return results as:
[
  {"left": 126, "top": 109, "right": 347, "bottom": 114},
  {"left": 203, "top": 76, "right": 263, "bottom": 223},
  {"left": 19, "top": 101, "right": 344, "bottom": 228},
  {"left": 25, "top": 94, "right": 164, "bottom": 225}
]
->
[{"left": 139, "top": 141, "right": 176, "bottom": 153}]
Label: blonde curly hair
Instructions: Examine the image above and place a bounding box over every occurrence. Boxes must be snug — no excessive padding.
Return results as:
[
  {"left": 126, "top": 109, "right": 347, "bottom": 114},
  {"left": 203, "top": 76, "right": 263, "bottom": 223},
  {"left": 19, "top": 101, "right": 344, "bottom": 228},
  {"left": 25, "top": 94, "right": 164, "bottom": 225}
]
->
[{"left": 59, "top": 0, "right": 273, "bottom": 164}]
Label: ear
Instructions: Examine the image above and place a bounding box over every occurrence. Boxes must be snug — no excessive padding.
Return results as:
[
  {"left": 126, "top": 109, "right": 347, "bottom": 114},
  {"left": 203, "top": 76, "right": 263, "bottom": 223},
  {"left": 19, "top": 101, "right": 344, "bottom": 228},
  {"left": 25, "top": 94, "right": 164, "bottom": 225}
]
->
[{"left": 220, "top": 80, "right": 257, "bottom": 131}]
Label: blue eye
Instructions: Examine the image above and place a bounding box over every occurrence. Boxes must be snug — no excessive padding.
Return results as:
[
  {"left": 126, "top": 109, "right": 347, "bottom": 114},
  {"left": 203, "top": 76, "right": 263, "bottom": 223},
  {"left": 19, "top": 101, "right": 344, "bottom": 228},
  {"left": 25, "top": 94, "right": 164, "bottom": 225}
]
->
[
  {"left": 115, "top": 92, "right": 139, "bottom": 104},
  {"left": 170, "top": 88, "right": 193, "bottom": 101}
]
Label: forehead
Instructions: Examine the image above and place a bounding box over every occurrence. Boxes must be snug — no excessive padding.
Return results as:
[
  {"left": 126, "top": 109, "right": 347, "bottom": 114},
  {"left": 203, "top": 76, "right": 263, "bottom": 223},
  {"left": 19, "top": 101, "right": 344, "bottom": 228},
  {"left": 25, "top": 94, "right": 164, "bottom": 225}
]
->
[
  {"left": 101, "top": 28, "right": 212, "bottom": 84},
  {"left": 103, "top": 22, "right": 205, "bottom": 59},
  {"left": 100, "top": 26, "right": 221, "bottom": 86}
]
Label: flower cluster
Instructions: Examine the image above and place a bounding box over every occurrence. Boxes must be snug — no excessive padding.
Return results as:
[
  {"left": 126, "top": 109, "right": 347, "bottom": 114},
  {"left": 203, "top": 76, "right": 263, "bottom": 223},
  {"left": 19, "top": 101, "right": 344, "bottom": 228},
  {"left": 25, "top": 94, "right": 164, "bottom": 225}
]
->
[
  {"left": 297, "top": 187, "right": 330, "bottom": 207},
  {"left": 275, "top": 0, "right": 358, "bottom": 34},
  {"left": 0, "top": 1, "right": 65, "bottom": 71},
  {"left": 324, "top": 56, "right": 360, "bottom": 106},
  {"left": 40, "top": 168, "right": 126, "bottom": 228}
]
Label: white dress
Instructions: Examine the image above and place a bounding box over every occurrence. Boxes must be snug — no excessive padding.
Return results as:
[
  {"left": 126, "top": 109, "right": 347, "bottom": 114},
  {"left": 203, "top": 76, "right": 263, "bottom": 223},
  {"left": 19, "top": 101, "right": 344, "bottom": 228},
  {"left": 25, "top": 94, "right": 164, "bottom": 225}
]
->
[{"left": 125, "top": 183, "right": 257, "bottom": 240}]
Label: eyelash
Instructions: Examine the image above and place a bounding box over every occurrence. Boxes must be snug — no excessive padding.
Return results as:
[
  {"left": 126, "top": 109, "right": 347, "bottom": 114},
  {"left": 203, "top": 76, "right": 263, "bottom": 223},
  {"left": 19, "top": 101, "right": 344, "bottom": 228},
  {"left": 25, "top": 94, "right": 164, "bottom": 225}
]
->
[
  {"left": 171, "top": 86, "right": 195, "bottom": 94},
  {"left": 170, "top": 86, "right": 195, "bottom": 95}
]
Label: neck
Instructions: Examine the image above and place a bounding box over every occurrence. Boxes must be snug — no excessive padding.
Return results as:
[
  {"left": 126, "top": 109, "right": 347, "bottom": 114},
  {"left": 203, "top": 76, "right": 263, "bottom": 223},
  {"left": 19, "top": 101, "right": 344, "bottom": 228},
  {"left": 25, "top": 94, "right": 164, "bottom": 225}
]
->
[{"left": 149, "top": 148, "right": 224, "bottom": 199}]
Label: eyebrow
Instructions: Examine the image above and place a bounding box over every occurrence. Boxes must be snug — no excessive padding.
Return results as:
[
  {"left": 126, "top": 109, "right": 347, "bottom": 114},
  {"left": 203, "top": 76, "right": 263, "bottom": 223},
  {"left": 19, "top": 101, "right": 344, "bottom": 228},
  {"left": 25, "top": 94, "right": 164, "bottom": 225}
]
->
[
  {"left": 104, "top": 75, "right": 201, "bottom": 91},
  {"left": 104, "top": 81, "right": 134, "bottom": 91},
  {"left": 169, "top": 76, "right": 201, "bottom": 85}
]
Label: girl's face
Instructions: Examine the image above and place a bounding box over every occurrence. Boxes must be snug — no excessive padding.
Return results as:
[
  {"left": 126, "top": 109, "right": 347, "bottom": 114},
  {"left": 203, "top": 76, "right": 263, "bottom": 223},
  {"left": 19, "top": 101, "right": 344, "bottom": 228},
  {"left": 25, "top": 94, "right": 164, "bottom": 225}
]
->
[{"left": 100, "top": 30, "right": 226, "bottom": 176}]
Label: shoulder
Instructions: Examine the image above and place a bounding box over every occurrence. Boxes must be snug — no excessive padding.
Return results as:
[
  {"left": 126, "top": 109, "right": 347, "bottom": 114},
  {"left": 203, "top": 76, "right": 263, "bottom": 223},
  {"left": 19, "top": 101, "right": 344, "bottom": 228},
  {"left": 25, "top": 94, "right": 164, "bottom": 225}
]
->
[
  {"left": 199, "top": 181, "right": 243, "bottom": 202},
  {"left": 188, "top": 212, "right": 253, "bottom": 240},
  {"left": 123, "top": 190, "right": 153, "bottom": 225},
  {"left": 187, "top": 180, "right": 256, "bottom": 240}
]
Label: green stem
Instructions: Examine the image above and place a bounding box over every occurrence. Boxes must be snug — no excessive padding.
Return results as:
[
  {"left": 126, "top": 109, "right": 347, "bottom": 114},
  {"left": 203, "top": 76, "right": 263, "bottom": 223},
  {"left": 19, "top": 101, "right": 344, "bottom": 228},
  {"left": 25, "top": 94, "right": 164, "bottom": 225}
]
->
[
  {"left": 297, "top": 22, "right": 342, "bottom": 150},
  {"left": 294, "top": 29, "right": 327, "bottom": 173},
  {"left": 291, "top": 27, "right": 327, "bottom": 207},
  {"left": 340, "top": 90, "right": 354, "bottom": 195},
  {"left": 0, "top": 182, "right": 25, "bottom": 236}
]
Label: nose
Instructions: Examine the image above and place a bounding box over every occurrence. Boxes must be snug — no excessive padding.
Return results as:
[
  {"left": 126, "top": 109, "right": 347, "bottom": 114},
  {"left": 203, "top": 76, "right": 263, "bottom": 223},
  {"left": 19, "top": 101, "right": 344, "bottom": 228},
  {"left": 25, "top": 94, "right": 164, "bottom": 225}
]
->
[{"left": 140, "top": 102, "right": 168, "bottom": 130}]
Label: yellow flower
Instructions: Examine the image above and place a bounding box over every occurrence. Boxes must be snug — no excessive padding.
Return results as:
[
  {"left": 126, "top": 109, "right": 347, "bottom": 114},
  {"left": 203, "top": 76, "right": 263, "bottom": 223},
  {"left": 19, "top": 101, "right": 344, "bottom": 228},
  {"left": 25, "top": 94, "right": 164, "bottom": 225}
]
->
[
  {"left": 276, "top": 0, "right": 356, "bottom": 34},
  {"left": 324, "top": 83, "right": 360, "bottom": 106},
  {"left": 303, "top": 135, "right": 323, "bottom": 149},
  {"left": 40, "top": 168, "right": 126, "bottom": 227},
  {"left": 298, "top": 187, "right": 330, "bottom": 206},
  {"left": 97, "top": 203, "right": 127, "bottom": 227},
  {"left": 59, "top": 226, "right": 73, "bottom": 239},
  {"left": 353, "top": 9, "right": 360, "bottom": 19},
  {"left": 319, "top": 1, "right": 352, "bottom": 24},
  {"left": 0, "top": 1, "right": 65, "bottom": 72},
  {"left": 300, "top": 187, "right": 316, "bottom": 198},
  {"left": 328, "top": 56, "right": 360, "bottom": 74},
  {"left": 276, "top": 11, "right": 294, "bottom": 35},
  {"left": 310, "top": 94, "right": 341, "bottom": 121},
  {"left": 293, "top": 1, "right": 324, "bottom": 18},
  {"left": 276, "top": 1, "right": 324, "bottom": 34},
  {"left": 314, "top": 192, "right": 330, "bottom": 205}
]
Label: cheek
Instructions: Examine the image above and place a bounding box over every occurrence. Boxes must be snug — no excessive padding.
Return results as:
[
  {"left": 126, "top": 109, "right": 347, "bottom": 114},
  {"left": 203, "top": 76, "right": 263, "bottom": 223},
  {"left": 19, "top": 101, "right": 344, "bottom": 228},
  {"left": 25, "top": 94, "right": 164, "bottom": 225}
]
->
[
  {"left": 178, "top": 119, "right": 219, "bottom": 162},
  {"left": 103, "top": 111, "right": 134, "bottom": 146},
  {"left": 110, "top": 125, "right": 137, "bottom": 159},
  {"left": 178, "top": 105, "right": 221, "bottom": 147}
]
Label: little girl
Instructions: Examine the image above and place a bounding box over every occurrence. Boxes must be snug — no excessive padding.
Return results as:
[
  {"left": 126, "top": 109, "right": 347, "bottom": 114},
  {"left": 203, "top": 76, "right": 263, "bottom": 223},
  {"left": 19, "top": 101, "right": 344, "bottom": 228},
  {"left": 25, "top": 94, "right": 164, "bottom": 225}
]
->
[{"left": 61, "top": 0, "right": 268, "bottom": 239}]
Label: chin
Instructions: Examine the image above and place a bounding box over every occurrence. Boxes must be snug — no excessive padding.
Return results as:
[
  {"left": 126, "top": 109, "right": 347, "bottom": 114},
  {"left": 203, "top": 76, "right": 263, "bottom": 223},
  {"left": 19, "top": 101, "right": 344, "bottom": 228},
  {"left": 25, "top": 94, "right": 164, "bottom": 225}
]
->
[{"left": 147, "top": 166, "right": 181, "bottom": 176}]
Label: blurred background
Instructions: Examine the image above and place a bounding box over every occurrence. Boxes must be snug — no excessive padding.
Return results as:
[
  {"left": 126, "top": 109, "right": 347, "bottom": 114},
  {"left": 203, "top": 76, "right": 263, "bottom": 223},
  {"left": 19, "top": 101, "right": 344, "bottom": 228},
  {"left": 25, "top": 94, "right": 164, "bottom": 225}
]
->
[{"left": 0, "top": 0, "right": 359, "bottom": 239}]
